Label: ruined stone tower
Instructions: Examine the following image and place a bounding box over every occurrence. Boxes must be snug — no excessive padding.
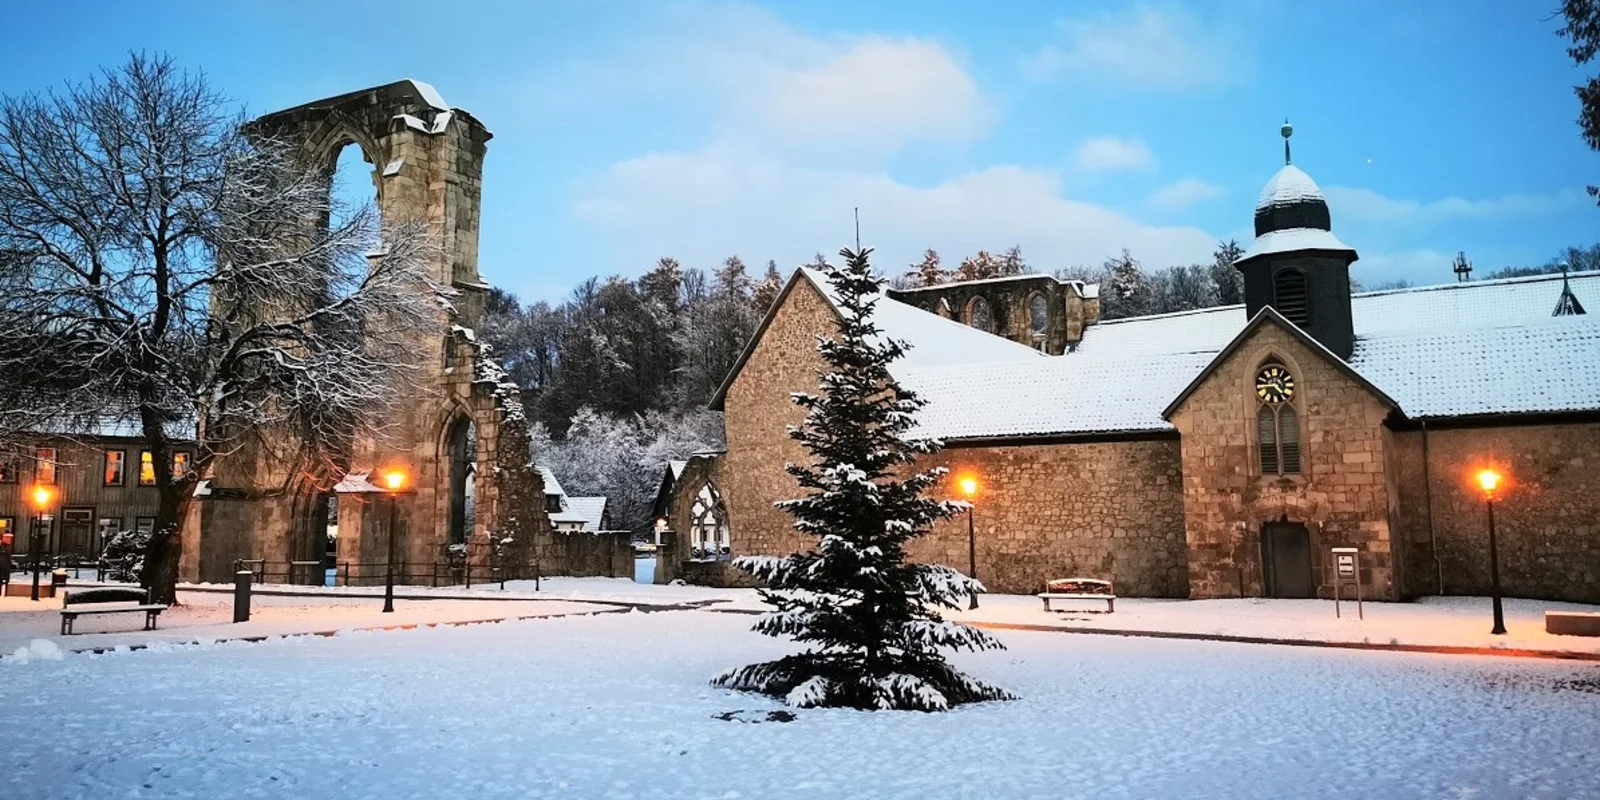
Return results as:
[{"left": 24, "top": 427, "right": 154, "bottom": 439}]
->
[{"left": 181, "top": 79, "right": 532, "bottom": 584}]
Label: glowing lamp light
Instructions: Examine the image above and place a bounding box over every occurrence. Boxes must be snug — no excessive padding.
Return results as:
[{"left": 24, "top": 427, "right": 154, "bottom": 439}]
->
[
  {"left": 1476, "top": 469, "right": 1501, "bottom": 497},
  {"left": 28, "top": 484, "right": 55, "bottom": 511},
  {"left": 382, "top": 470, "right": 406, "bottom": 492},
  {"left": 958, "top": 476, "right": 978, "bottom": 498}
]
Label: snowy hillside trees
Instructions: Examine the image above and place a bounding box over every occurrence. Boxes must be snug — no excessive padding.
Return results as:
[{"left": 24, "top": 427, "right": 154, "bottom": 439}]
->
[
  {"left": 712, "top": 248, "right": 1012, "bottom": 712},
  {"left": 0, "top": 55, "right": 437, "bottom": 602}
]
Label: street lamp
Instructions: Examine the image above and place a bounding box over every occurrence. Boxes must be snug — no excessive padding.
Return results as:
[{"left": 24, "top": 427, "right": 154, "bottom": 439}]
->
[
  {"left": 28, "top": 484, "right": 56, "bottom": 602},
  {"left": 1477, "top": 468, "right": 1506, "bottom": 635},
  {"left": 959, "top": 475, "right": 979, "bottom": 610},
  {"left": 381, "top": 469, "right": 406, "bottom": 613}
]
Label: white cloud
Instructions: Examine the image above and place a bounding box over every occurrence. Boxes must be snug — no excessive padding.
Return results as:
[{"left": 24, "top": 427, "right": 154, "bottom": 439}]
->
[
  {"left": 751, "top": 37, "right": 988, "bottom": 151},
  {"left": 530, "top": 6, "right": 988, "bottom": 158},
  {"left": 1148, "top": 177, "right": 1224, "bottom": 209},
  {"left": 573, "top": 145, "right": 1217, "bottom": 275},
  {"left": 1025, "top": 6, "right": 1248, "bottom": 88},
  {"left": 1324, "top": 186, "right": 1590, "bottom": 226},
  {"left": 1074, "top": 137, "right": 1155, "bottom": 172}
]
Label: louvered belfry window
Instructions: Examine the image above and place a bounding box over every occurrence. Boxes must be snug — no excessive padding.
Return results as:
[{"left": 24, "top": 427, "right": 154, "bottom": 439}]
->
[{"left": 1272, "top": 269, "right": 1310, "bottom": 325}]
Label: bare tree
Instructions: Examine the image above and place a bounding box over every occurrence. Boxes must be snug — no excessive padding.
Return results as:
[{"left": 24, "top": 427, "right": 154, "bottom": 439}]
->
[{"left": 0, "top": 54, "right": 438, "bottom": 603}]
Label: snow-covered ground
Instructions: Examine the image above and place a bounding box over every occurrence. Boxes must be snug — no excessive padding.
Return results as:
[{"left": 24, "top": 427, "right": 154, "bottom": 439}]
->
[
  {"left": 943, "top": 594, "right": 1600, "bottom": 656},
  {"left": 0, "top": 591, "right": 610, "bottom": 654},
  {"left": 3, "top": 610, "right": 1598, "bottom": 799}
]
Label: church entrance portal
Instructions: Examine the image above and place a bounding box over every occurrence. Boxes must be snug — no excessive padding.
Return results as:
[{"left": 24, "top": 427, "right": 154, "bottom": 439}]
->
[{"left": 1262, "top": 522, "right": 1314, "bottom": 598}]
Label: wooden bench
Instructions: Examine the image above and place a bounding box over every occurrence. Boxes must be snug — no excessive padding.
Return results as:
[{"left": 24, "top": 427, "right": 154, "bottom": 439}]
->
[
  {"left": 60, "top": 587, "right": 168, "bottom": 635},
  {"left": 1037, "top": 578, "right": 1116, "bottom": 613},
  {"left": 1546, "top": 611, "right": 1600, "bottom": 637}
]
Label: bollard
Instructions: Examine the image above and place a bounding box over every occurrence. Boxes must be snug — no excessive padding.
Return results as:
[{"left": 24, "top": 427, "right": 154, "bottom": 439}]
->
[{"left": 233, "top": 570, "right": 252, "bottom": 623}]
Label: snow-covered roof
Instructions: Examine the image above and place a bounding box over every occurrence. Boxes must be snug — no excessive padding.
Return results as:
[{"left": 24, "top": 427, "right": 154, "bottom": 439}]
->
[
  {"left": 1256, "top": 165, "right": 1324, "bottom": 210},
  {"left": 901, "top": 352, "right": 1215, "bottom": 440},
  {"left": 800, "top": 268, "right": 1042, "bottom": 371},
  {"left": 1238, "top": 228, "right": 1355, "bottom": 262},
  {"left": 538, "top": 466, "right": 566, "bottom": 499},
  {"left": 564, "top": 496, "right": 609, "bottom": 532},
  {"left": 1352, "top": 316, "right": 1600, "bottom": 419},
  {"left": 405, "top": 79, "right": 450, "bottom": 111},
  {"left": 669, "top": 460, "right": 688, "bottom": 480},
  {"left": 899, "top": 271, "right": 1600, "bottom": 439}
]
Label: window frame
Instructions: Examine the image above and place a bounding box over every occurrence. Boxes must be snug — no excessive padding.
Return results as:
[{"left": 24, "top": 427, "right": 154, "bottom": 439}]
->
[
  {"left": 104, "top": 449, "right": 127, "bottom": 486},
  {"left": 0, "top": 459, "right": 16, "bottom": 484},
  {"left": 138, "top": 450, "right": 157, "bottom": 486},
  {"left": 35, "top": 447, "right": 58, "bottom": 485},
  {"left": 171, "top": 449, "right": 191, "bottom": 480},
  {"left": 966, "top": 296, "right": 996, "bottom": 334},
  {"left": 134, "top": 517, "right": 156, "bottom": 535},
  {"left": 1253, "top": 361, "right": 1303, "bottom": 478},
  {"left": 688, "top": 482, "right": 731, "bottom": 562},
  {"left": 1272, "top": 268, "right": 1311, "bottom": 326}
]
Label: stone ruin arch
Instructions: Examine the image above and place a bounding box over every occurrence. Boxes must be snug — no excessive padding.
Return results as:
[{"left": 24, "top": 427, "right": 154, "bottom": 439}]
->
[{"left": 180, "top": 79, "right": 540, "bottom": 584}]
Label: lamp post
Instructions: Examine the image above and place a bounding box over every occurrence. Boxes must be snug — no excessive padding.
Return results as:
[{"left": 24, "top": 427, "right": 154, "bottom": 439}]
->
[
  {"left": 28, "top": 484, "right": 55, "bottom": 602},
  {"left": 381, "top": 469, "right": 406, "bottom": 613},
  {"left": 959, "top": 475, "right": 979, "bottom": 610},
  {"left": 1477, "top": 469, "right": 1506, "bottom": 635}
]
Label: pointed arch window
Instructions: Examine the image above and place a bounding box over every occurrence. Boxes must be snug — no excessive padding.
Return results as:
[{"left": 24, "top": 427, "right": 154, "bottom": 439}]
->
[
  {"left": 1028, "top": 293, "right": 1049, "bottom": 342},
  {"left": 1272, "top": 269, "right": 1309, "bottom": 325},
  {"left": 689, "top": 483, "right": 731, "bottom": 561},
  {"left": 1255, "top": 362, "right": 1301, "bottom": 476},
  {"left": 967, "top": 296, "right": 995, "bottom": 333}
]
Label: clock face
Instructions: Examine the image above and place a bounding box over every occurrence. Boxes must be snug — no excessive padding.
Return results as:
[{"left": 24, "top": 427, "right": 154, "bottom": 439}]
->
[{"left": 1256, "top": 365, "right": 1295, "bottom": 404}]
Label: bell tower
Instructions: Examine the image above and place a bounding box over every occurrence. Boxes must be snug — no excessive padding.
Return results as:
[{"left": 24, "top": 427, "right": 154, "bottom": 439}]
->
[{"left": 1235, "top": 121, "right": 1360, "bottom": 359}]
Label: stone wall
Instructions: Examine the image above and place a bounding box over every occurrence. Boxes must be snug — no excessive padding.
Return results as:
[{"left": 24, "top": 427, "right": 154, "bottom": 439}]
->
[
  {"left": 887, "top": 275, "right": 1099, "bottom": 354},
  {"left": 1167, "top": 321, "right": 1399, "bottom": 599},
  {"left": 722, "top": 278, "right": 836, "bottom": 563},
  {"left": 549, "top": 531, "right": 634, "bottom": 579},
  {"left": 719, "top": 274, "right": 1186, "bottom": 596},
  {"left": 657, "top": 454, "right": 753, "bottom": 587},
  {"left": 189, "top": 80, "right": 522, "bottom": 584},
  {"left": 918, "top": 440, "right": 1189, "bottom": 596},
  {"left": 1389, "top": 420, "right": 1600, "bottom": 604}
]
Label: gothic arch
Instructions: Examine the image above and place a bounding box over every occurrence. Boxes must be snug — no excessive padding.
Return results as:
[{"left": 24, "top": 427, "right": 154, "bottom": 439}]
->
[{"left": 966, "top": 295, "right": 996, "bottom": 333}]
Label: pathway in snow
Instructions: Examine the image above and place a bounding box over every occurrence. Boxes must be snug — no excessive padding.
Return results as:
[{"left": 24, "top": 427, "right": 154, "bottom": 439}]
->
[
  {"left": 2, "top": 610, "right": 1597, "bottom": 799},
  {"left": 0, "top": 592, "right": 611, "bottom": 654}
]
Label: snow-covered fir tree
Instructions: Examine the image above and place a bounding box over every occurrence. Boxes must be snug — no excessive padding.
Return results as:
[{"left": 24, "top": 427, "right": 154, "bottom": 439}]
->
[
  {"left": 906, "top": 249, "right": 946, "bottom": 287},
  {"left": 712, "top": 247, "right": 1013, "bottom": 712}
]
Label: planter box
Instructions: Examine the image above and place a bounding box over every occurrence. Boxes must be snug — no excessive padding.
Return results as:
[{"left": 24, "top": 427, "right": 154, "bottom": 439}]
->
[
  {"left": 3, "top": 582, "right": 56, "bottom": 598},
  {"left": 1546, "top": 611, "right": 1600, "bottom": 637}
]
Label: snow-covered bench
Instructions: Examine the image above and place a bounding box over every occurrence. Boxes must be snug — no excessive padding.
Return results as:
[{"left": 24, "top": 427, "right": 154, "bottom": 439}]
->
[
  {"left": 60, "top": 587, "right": 167, "bottom": 635},
  {"left": 1037, "top": 578, "right": 1115, "bottom": 613}
]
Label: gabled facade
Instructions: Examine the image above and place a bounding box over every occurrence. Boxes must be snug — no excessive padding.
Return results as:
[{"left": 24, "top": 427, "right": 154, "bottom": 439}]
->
[{"left": 669, "top": 128, "right": 1600, "bottom": 605}]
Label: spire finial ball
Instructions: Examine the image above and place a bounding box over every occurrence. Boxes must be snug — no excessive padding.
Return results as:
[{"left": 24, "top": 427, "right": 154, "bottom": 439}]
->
[{"left": 1281, "top": 119, "right": 1293, "bottom": 140}]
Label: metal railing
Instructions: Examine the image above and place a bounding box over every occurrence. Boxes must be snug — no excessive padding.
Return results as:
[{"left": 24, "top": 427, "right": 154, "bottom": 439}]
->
[{"left": 229, "top": 558, "right": 529, "bottom": 589}]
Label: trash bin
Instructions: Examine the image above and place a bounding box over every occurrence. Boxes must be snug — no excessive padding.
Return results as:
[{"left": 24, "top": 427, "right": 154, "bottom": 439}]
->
[{"left": 51, "top": 568, "right": 69, "bottom": 592}]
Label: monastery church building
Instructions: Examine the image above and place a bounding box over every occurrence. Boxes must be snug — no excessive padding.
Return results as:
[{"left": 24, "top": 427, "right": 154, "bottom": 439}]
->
[{"left": 661, "top": 136, "right": 1600, "bottom": 605}]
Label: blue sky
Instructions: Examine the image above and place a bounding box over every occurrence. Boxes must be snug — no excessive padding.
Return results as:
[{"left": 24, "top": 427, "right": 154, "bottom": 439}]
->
[{"left": 3, "top": 0, "right": 1596, "bottom": 300}]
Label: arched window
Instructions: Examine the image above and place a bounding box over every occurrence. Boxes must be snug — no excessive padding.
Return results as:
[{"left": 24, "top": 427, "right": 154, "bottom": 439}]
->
[
  {"left": 1272, "top": 269, "right": 1309, "bottom": 325},
  {"left": 1028, "top": 293, "right": 1049, "bottom": 338},
  {"left": 1254, "top": 361, "right": 1301, "bottom": 476},
  {"left": 689, "top": 483, "right": 730, "bottom": 561},
  {"left": 968, "top": 297, "right": 995, "bottom": 333}
]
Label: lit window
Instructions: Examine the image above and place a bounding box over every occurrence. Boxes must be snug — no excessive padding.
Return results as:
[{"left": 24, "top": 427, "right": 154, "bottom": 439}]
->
[
  {"left": 172, "top": 451, "right": 190, "bottom": 479},
  {"left": 104, "top": 450, "right": 126, "bottom": 486},
  {"left": 689, "top": 483, "right": 731, "bottom": 561},
  {"left": 139, "top": 451, "right": 156, "bottom": 486},
  {"left": 35, "top": 448, "right": 57, "bottom": 485}
]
